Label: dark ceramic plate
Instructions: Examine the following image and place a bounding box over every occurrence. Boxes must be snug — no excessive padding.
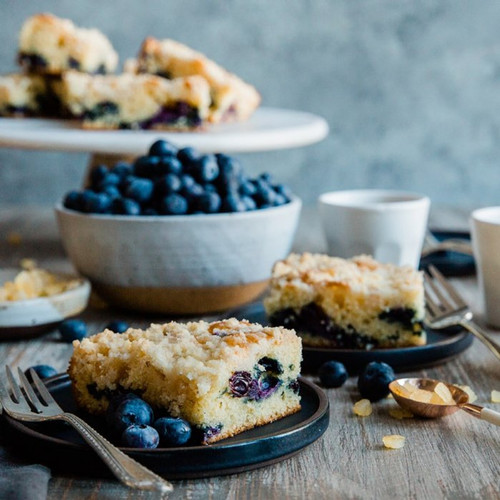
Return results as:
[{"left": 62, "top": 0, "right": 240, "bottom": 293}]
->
[
  {"left": 230, "top": 302, "right": 473, "bottom": 373},
  {"left": 419, "top": 230, "right": 475, "bottom": 277},
  {"left": 2, "top": 374, "right": 329, "bottom": 480}
]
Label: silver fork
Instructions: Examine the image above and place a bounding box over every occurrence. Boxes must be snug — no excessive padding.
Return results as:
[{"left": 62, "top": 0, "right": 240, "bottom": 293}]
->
[
  {"left": 424, "top": 265, "right": 500, "bottom": 361},
  {"left": 0, "top": 366, "right": 173, "bottom": 494}
]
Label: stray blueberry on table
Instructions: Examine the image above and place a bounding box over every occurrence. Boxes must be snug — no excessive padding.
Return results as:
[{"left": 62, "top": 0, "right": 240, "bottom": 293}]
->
[
  {"left": 105, "top": 320, "right": 129, "bottom": 334},
  {"left": 58, "top": 319, "right": 87, "bottom": 342},
  {"left": 318, "top": 361, "right": 348, "bottom": 388},
  {"left": 109, "top": 397, "right": 154, "bottom": 434},
  {"left": 357, "top": 361, "right": 396, "bottom": 401},
  {"left": 121, "top": 424, "right": 159, "bottom": 449},
  {"left": 24, "top": 364, "right": 57, "bottom": 382},
  {"left": 154, "top": 417, "right": 192, "bottom": 446}
]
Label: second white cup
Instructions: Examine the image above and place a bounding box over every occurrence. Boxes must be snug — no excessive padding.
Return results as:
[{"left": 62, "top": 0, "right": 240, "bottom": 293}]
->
[
  {"left": 470, "top": 206, "right": 500, "bottom": 328},
  {"left": 318, "top": 189, "right": 430, "bottom": 268}
]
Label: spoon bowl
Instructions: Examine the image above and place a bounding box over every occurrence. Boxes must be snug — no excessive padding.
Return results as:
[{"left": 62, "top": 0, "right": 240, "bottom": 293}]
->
[{"left": 389, "top": 378, "right": 469, "bottom": 418}]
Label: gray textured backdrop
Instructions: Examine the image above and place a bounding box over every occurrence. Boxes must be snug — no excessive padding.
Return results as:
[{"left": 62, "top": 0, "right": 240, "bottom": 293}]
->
[{"left": 1, "top": 0, "right": 499, "bottom": 209}]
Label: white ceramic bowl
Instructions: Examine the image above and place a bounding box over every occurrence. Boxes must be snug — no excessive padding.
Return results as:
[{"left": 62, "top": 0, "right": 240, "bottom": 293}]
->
[
  {"left": 0, "top": 269, "right": 91, "bottom": 339},
  {"left": 55, "top": 198, "right": 302, "bottom": 314}
]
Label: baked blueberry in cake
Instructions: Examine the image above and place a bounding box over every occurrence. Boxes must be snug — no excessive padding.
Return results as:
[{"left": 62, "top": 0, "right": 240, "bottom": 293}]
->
[
  {"left": 264, "top": 253, "right": 426, "bottom": 349},
  {"left": 68, "top": 318, "right": 302, "bottom": 444},
  {"left": 135, "top": 37, "right": 261, "bottom": 123},
  {"left": 59, "top": 71, "right": 211, "bottom": 130},
  {"left": 18, "top": 13, "right": 118, "bottom": 75}
]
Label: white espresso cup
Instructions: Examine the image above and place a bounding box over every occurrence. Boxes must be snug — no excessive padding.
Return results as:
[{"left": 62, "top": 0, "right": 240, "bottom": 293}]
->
[
  {"left": 470, "top": 206, "right": 500, "bottom": 328},
  {"left": 318, "top": 189, "right": 430, "bottom": 268}
]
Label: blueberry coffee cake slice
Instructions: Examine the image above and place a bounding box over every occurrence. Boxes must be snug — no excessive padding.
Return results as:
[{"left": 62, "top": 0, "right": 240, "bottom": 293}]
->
[
  {"left": 264, "top": 253, "right": 426, "bottom": 349},
  {"left": 0, "top": 74, "right": 49, "bottom": 116},
  {"left": 68, "top": 318, "right": 302, "bottom": 444},
  {"left": 18, "top": 13, "right": 118, "bottom": 75},
  {"left": 135, "top": 37, "right": 261, "bottom": 123},
  {"left": 59, "top": 71, "right": 211, "bottom": 129}
]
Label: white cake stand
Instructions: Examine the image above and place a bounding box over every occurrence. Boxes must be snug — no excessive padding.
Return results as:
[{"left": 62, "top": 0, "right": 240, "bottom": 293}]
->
[{"left": 0, "top": 107, "right": 329, "bottom": 155}]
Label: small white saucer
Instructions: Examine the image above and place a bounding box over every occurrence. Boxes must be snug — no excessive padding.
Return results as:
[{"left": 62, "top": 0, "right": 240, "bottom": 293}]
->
[{"left": 0, "top": 269, "right": 91, "bottom": 340}]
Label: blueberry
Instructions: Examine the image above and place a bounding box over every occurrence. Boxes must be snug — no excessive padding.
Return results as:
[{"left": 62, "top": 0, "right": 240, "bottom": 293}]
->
[
  {"left": 125, "top": 178, "right": 154, "bottom": 203},
  {"left": 98, "top": 172, "right": 121, "bottom": 188},
  {"left": 239, "top": 180, "right": 257, "bottom": 197},
  {"left": 142, "top": 207, "right": 158, "bottom": 216},
  {"left": 111, "top": 197, "right": 141, "bottom": 216},
  {"left": 221, "top": 193, "right": 247, "bottom": 212},
  {"left": 100, "top": 184, "right": 121, "bottom": 200},
  {"left": 177, "top": 146, "right": 199, "bottom": 166},
  {"left": 253, "top": 179, "right": 277, "bottom": 206},
  {"left": 273, "top": 193, "right": 288, "bottom": 207},
  {"left": 110, "top": 397, "right": 154, "bottom": 434},
  {"left": 357, "top": 361, "right": 396, "bottom": 401},
  {"left": 121, "top": 424, "right": 159, "bottom": 449},
  {"left": 149, "top": 139, "right": 178, "bottom": 157},
  {"left": 216, "top": 155, "right": 243, "bottom": 194},
  {"left": 242, "top": 196, "right": 257, "bottom": 211},
  {"left": 273, "top": 183, "right": 293, "bottom": 201},
  {"left": 259, "top": 172, "right": 274, "bottom": 184},
  {"left": 154, "top": 174, "right": 181, "bottom": 197},
  {"left": 83, "top": 192, "right": 112, "bottom": 214},
  {"left": 202, "top": 183, "right": 217, "bottom": 193},
  {"left": 181, "top": 182, "right": 204, "bottom": 201},
  {"left": 105, "top": 393, "right": 139, "bottom": 426},
  {"left": 318, "top": 361, "right": 348, "bottom": 388},
  {"left": 90, "top": 165, "right": 109, "bottom": 187},
  {"left": 133, "top": 155, "right": 161, "bottom": 178},
  {"left": 63, "top": 190, "right": 83, "bottom": 211},
  {"left": 196, "top": 191, "right": 221, "bottom": 213},
  {"left": 190, "top": 155, "right": 219, "bottom": 183},
  {"left": 111, "top": 162, "right": 133, "bottom": 179},
  {"left": 158, "top": 156, "right": 183, "bottom": 176},
  {"left": 24, "top": 364, "right": 57, "bottom": 382},
  {"left": 154, "top": 417, "right": 191, "bottom": 446},
  {"left": 179, "top": 174, "right": 195, "bottom": 191},
  {"left": 105, "top": 320, "right": 130, "bottom": 333},
  {"left": 160, "top": 193, "right": 189, "bottom": 215},
  {"left": 59, "top": 319, "right": 87, "bottom": 342}
]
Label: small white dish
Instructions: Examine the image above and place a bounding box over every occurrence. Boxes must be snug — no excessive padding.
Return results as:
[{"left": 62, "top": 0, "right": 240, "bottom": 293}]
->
[{"left": 0, "top": 269, "right": 91, "bottom": 340}]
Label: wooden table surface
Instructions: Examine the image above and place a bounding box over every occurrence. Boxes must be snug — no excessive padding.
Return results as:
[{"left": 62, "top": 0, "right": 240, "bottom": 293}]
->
[{"left": 0, "top": 206, "right": 499, "bottom": 500}]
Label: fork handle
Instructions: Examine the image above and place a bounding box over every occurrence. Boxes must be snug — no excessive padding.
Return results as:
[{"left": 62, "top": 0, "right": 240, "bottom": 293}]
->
[
  {"left": 460, "top": 318, "right": 500, "bottom": 361},
  {"left": 60, "top": 413, "right": 172, "bottom": 493}
]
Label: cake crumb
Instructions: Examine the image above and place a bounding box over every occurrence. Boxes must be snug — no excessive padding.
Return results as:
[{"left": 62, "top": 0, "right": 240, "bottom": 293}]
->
[
  {"left": 491, "top": 390, "right": 500, "bottom": 403},
  {"left": 353, "top": 399, "right": 372, "bottom": 417},
  {"left": 383, "top": 435, "right": 405, "bottom": 449}
]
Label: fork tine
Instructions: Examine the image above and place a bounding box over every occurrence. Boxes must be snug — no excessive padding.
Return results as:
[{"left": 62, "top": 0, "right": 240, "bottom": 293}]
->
[
  {"left": 17, "top": 367, "right": 44, "bottom": 413},
  {"left": 428, "top": 265, "right": 468, "bottom": 308},
  {"left": 0, "top": 377, "right": 13, "bottom": 406},
  {"left": 29, "top": 368, "right": 57, "bottom": 406},
  {"left": 423, "top": 279, "right": 443, "bottom": 318},
  {"left": 424, "top": 272, "right": 454, "bottom": 310},
  {"left": 6, "top": 366, "right": 23, "bottom": 404}
]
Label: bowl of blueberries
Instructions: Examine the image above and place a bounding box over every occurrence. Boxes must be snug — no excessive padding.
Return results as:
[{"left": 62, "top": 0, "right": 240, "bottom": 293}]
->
[{"left": 55, "top": 139, "right": 301, "bottom": 314}]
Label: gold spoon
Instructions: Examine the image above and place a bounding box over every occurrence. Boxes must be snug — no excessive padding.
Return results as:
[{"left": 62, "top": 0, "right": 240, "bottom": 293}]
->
[{"left": 389, "top": 378, "right": 500, "bottom": 426}]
